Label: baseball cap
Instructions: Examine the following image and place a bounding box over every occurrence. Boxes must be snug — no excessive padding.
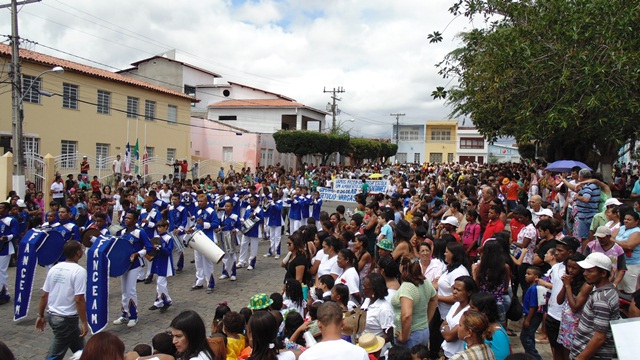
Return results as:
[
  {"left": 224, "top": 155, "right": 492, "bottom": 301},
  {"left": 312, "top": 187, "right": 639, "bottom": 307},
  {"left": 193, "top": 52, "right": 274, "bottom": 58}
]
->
[
  {"left": 535, "top": 209, "right": 554, "bottom": 218},
  {"left": 577, "top": 252, "right": 612, "bottom": 271},
  {"left": 16, "top": 200, "right": 27, "bottom": 208},
  {"left": 556, "top": 236, "right": 580, "bottom": 252},
  {"left": 604, "top": 198, "right": 622, "bottom": 207},
  {"left": 594, "top": 226, "right": 612, "bottom": 238},
  {"left": 441, "top": 216, "right": 459, "bottom": 227}
]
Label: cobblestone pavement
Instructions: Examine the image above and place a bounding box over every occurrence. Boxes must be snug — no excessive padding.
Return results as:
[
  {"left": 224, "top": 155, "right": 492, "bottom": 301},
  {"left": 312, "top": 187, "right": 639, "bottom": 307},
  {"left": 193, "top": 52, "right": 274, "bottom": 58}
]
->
[{"left": 0, "top": 201, "right": 551, "bottom": 359}]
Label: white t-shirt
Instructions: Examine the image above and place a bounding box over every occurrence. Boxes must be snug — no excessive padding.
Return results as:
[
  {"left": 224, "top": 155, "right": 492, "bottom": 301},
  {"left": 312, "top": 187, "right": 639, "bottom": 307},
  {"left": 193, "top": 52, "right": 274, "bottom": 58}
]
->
[
  {"left": 299, "top": 339, "right": 368, "bottom": 360},
  {"left": 158, "top": 189, "right": 172, "bottom": 204},
  {"left": 317, "top": 254, "right": 338, "bottom": 277},
  {"left": 336, "top": 267, "right": 360, "bottom": 296},
  {"left": 312, "top": 249, "right": 325, "bottom": 265},
  {"left": 42, "top": 262, "right": 87, "bottom": 316},
  {"left": 329, "top": 261, "right": 344, "bottom": 278},
  {"left": 361, "top": 297, "right": 394, "bottom": 337},
  {"left": 547, "top": 262, "right": 566, "bottom": 321},
  {"left": 113, "top": 159, "right": 122, "bottom": 173},
  {"left": 423, "top": 258, "right": 447, "bottom": 282},
  {"left": 437, "top": 265, "right": 470, "bottom": 317},
  {"left": 441, "top": 302, "right": 470, "bottom": 358},
  {"left": 50, "top": 181, "right": 64, "bottom": 199},
  {"left": 278, "top": 351, "right": 297, "bottom": 360},
  {"left": 283, "top": 297, "right": 307, "bottom": 317}
]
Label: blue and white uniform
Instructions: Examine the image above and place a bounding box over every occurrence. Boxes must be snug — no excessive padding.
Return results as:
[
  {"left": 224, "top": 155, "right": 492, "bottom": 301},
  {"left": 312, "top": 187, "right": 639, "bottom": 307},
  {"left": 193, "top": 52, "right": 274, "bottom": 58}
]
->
[
  {"left": 116, "top": 227, "right": 153, "bottom": 322},
  {"left": 266, "top": 199, "right": 283, "bottom": 257},
  {"left": 239, "top": 204, "right": 263, "bottom": 269},
  {"left": 218, "top": 210, "right": 241, "bottom": 279},
  {"left": 288, "top": 193, "right": 303, "bottom": 233},
  {"left": 0, "top": 214, "right": 19, "bottom": 302},
  {"left": 151, "top": 231, "right": 174, "bottom": 309},
  {"left": 139, "top": 207, "right": 162, "bottom": 279},
  {"left": 193, "top": 205, "right": 220, "bottom": 290},
  {"left": 168, "top": 203, "right": 187, "bottom": 271}
]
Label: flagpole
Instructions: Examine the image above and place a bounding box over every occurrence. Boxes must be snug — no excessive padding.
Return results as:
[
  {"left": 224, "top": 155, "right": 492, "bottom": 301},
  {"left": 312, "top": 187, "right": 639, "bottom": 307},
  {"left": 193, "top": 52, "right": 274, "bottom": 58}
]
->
[{"left": 144, "top": 123, "right": 148, "bottom": 179}]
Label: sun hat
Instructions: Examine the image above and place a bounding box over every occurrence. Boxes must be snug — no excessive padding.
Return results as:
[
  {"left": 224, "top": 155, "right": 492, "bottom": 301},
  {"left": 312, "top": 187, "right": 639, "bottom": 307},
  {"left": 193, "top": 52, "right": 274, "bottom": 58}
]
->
[
  {"left": 441, "top": 216, "right": 459, "bottom": 228},
  {"left": 594, "top": 226, "right": 612, "bottom": 238},
  {"left": 357, "top": 333, "right": 385, "bottom": 353},
  {"left": 577, "top": 252, "right": 612, "bottom": 271},
  {"left": 376, "top": 239, "right": 394, "bottom": 252},
  {"left": 248, "top": 293, "right": 273, "bottom": 310},
  {"left": 502, "top": 178, "right": 510, "bottom": 185},
  {"left": 604, "top": 198, "right": 622, "bottom": 207}
]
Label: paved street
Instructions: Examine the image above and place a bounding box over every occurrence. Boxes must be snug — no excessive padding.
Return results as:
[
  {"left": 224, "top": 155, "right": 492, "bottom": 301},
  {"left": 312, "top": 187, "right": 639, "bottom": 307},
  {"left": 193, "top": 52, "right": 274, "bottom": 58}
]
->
[{"left": 0, "top": 201, "right": 550, "bottom": 359}]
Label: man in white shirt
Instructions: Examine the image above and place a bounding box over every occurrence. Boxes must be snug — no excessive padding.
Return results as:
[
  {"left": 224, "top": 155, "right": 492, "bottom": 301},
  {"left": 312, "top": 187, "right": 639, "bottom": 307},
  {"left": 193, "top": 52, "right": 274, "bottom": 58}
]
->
[
  {"left": 50, "top": 175, "right": 65, "bottom": 206},
  {"left": 35, "top": 241, "right": 89, "bottom": 360},
  {"left": 113, "top": 154, "right": 123, "bottom": 181},
  {"left": 299, "top": 302, "right": 368, "bottom": 360}
]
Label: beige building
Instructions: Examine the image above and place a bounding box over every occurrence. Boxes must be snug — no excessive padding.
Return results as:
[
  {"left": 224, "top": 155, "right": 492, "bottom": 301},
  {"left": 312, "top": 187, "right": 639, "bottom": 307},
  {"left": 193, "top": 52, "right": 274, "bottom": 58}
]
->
[
  {"left": 0, "top": 44, "right": 194, "bottom": 189},
  {"left": 425, "top": 120, "right": 458, "bottom": 163}
]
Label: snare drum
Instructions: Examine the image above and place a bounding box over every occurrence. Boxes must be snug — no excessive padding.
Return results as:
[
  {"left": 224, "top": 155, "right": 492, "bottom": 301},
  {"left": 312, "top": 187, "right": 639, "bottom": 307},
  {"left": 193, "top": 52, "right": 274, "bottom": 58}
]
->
[
  {"left": 170, "top": 233, "right": 186, "bottom": 253},
  {"left": 108, "top": 223, "right": 124, "bottom": 236},
  {"left": 221, "top": 231, "right": 237, "bottom": 253}
]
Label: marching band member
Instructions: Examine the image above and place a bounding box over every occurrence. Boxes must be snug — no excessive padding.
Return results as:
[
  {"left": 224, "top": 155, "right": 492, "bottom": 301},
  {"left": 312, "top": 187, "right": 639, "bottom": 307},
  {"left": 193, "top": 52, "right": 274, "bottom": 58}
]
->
[
  {"left": 139, "top": 197, "right": 163, "bottom": 284},
  {"left": 221, "top": 185, "right": 241, "bottom": 217},
  {"left": 238, "top": 196, "right": 263, "bottom": 270},
  {"left": 288, "top": 187, "right": 303, "bottom": 233},
  {"left": 0, "top": 202, "right": 19, "bottom": 305},
  {"left": 113, "top": 210, "right": 153, "bottom": 328},
  {"left": 187, "top": 194, "right": 220, "bottom": 294},
  {"left": 92, "top": 212, "right": 111, "bottom": 236},
  {"left": 311, "top": 190, "right": 323, "bottom": 227},
  {"left": 218, "top": 202, "right": 241, "bottom": 281},
  {"left": 263, "top": 192, "right": 283, "bottom": 259},
  {"left": 53, "top": 206, "right": 81, "bottom": 243},
  {"left": 148, "top": 220, "right": 174, "bottom": 313},
  {"left": 281, "top": 180, "right": 293, "bottom": 235},
  {"left": 300, "top": 186, "right": 311, "bottom": 226},
  {"left": 168, "top": 193, "right": 187, "bottom": 273}
]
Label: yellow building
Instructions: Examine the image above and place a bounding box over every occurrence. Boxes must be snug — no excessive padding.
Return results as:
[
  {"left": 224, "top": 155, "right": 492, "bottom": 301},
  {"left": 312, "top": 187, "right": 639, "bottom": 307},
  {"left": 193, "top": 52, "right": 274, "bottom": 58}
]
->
[
  {"left": 0, "top": 44, "right": 194, "bottom": 184},
  {"left": 425, "top": 120, "right": 458, "bottom": 163}
]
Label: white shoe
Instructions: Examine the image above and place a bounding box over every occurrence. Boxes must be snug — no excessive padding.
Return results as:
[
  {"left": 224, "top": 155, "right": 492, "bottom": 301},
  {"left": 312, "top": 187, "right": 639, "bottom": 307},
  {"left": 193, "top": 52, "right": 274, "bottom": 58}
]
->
[
  {"left": 219, "top": 274, "right": 229, "bottom": 280},
  {"left": 263, "top": 253, "right": 272, "bottom": 258},
  {"left": 236, "top": 263, "right": 245, "bottom": 268},
  {"left": 113, "top": 317, "right": 128, "bottom": 325},
  {"left": 230, "top": 276, "right": 237, "bottom": 281},
  {"left": 127, "top": 319, "right": 138, "bottom": 328},
  {"left": 247, "top": 265, "right": 254, "bottom": 270},
  {"left": 274, "top": 255, "right": 280, "bottom": 259}
]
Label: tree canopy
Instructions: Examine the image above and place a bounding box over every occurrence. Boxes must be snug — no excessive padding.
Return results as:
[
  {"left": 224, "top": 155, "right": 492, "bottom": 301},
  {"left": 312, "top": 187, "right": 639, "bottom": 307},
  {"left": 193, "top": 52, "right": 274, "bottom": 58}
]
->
[
  {"left": 431, "top": 0, "right": 640, "bottom": 179},
  {"left": 273, "top": 130, "right": 350, "bottom": 166}
]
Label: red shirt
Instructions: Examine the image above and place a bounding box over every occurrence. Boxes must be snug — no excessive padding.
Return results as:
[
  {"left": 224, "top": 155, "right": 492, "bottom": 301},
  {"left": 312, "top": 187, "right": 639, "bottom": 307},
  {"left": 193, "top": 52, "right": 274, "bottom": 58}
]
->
[
  {"left": 482, "top": 219, "right": 505, "bottom": 243},
  {"left": 509, "top": 218, "right": 525, "bottom": 243},
  {"left": 91, "top": 180, "right": 101, "bottom": 193},
  {"left": 180, "top": 162, "right": 188, "bottom": 173}
]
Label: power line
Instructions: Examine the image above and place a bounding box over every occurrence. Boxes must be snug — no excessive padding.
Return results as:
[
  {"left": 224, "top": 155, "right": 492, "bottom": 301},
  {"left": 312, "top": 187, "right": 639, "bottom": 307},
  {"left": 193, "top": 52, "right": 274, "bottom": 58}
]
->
[
  {"left": 323, "top": 86, "right": 345, "bottom": 131},
  {"left": 390, "top": 113, "right": 406, "bottom": 144}
]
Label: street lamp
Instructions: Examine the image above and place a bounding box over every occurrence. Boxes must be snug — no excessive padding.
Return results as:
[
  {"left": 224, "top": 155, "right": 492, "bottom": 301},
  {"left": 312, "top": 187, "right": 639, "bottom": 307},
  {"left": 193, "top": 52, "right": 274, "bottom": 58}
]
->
[{"left": 11, "top": 65, "right": 64, "bottom": 196}]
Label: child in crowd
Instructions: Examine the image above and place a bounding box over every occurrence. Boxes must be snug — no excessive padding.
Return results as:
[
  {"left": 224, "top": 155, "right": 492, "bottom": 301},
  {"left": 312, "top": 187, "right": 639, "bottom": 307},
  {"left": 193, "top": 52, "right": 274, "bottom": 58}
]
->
[
  {"left": 316, "top": 274, "right": 335, "bottom": 302},
  {"left": 132, "top": 344, "right": 151, "bottom": 357},
  {"left": 556, "top": 253, "right": 592, "bottom": 360},
  {"left": 520, "top": 266, "right": 544, "bottom": 360},
  {"left": 534, "top": 247, "right": 558, "bottom": 343},
  {"left": 270, "top": 292, "right": 284, "bottom": 311},
  {"left": 283, "top": 279, "right": 307, "bottom": 316},
  {"left": 211, "top": 302, "right": 231, "bottom": 335},
  {"left": 223, "top": 312, "right": 246, "bottom": 360},
  {"left": 410, "top": 344, "right": 429, "bottom": 360}
]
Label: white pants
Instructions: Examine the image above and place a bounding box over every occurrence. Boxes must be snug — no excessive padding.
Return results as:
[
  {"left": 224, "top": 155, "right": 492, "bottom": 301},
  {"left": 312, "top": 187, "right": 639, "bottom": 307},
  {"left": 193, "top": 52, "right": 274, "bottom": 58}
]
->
[
  {"left": 620, "top": 263, "right": 640, "bottom": 293},
  {"left": 120, "top": 266, "right": 142, "bottom": 319},
  {"left": 145, "top": 259, "right": 153, "bottom": 278},
  {"left": 239, "top": 235, "right": 259, "bottom": 267},
  {"left": 154, "top": 276, "right": 172, "bottom": 307},
  {"left": 269, "top": 226, "right": 282, "bottom": 255},
  {"left": 138, "top": 258, "right": 149, "bottom": 280},
  {"left": 291, "top": 219, "right": 302, "bottom": 233},
  {"left": 194, "top": 250, "right": 214, "bottom": 287},
  {"left": 0, "top": 255, "right": 10, "bottom": 296}
]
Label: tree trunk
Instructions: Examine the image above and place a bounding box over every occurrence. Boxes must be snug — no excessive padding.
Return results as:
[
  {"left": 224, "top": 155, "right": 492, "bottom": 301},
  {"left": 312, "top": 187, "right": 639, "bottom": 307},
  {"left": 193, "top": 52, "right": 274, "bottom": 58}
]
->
[{"left": 597, "top": 142, "right": 618, "bottom": 184}]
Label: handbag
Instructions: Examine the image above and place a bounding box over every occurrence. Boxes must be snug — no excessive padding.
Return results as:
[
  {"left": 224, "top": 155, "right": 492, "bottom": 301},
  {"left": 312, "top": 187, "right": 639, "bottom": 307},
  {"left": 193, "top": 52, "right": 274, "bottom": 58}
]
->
[
  {"left": 342, "top": 307, "right": 367, "bottom": 336},
  {"left": 506, "top": 294, "right": 523, "bottom": 321}
]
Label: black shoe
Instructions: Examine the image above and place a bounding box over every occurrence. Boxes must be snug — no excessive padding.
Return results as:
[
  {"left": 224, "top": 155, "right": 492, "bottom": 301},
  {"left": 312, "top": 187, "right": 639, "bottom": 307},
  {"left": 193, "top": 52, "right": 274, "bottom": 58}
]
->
[
  {"left": 0, "top": 297, "right": 10, "bottom": 305},
  {"left": 176, "top": 269, "right": 183, "bottom": 274},
  {"left": 191, "top": 285, "right": 204, "bottom": 291},
  {"left": 136, "top": 279, "right": 145, "bottom": 283},
  {"left": 149, "top": 305, "right": 160, "bottom": 311},
  {"left": 144, "top": 276, "right": 153, "bottom": 284},
  {"left": 160, "top": 304, "right": 171, "bottom": 313},
  {"left": 190, "top": 260, "right": 195, "bottom": 263}
]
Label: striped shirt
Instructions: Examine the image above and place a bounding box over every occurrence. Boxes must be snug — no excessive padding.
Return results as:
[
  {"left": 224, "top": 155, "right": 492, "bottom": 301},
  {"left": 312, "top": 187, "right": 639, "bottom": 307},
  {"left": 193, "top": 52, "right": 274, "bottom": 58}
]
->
[
  {"left": 576, "top": 183, "right": 600, "bottom": 219},
  {"left": 451, "top": 343, "right": 496, "bottom": 360},
  {"left": 570, "top": 283, "right": 619, "bottom": 359}
]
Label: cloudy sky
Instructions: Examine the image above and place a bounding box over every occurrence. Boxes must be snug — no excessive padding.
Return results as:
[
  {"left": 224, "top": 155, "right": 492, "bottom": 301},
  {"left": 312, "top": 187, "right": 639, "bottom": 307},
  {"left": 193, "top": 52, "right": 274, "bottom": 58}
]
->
[{"left": 1, "top": 0, "right": 476, "bottom": 138}]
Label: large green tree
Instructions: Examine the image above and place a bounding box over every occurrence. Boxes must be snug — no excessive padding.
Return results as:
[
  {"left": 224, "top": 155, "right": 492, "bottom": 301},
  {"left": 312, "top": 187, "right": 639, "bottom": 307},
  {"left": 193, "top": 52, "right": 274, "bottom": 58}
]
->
[
  {"left": 273, "top": 130, "right": 350, "bottom": 167},
  {"left": 431, "top": 0, "right": 640, "bottom": 181}
]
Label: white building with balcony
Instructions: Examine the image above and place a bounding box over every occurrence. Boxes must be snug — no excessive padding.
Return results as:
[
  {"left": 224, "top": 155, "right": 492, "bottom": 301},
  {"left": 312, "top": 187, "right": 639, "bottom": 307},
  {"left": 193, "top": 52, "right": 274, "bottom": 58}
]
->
[
  {"left": 456, "top": 126, "right": 489, "bottom": 164},
  {"left": 393, "top": 124, "right": 426, "bottom": 164}
]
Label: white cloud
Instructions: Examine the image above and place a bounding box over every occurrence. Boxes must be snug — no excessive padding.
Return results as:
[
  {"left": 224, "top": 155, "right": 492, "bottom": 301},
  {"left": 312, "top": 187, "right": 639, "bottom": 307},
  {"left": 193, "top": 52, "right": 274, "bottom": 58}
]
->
[{"left": 1, "top": 0, "right": 475, "bottom": 136}]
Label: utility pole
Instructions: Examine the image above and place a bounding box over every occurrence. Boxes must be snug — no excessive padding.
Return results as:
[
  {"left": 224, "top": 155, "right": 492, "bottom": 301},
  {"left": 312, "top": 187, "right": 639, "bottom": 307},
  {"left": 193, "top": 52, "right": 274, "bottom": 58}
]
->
[
  {"left": 323, "top": 86, "right": 345, "bottom": 132},
  {"left": 390, "top": 113, "right": 405, "bottom": 144}
]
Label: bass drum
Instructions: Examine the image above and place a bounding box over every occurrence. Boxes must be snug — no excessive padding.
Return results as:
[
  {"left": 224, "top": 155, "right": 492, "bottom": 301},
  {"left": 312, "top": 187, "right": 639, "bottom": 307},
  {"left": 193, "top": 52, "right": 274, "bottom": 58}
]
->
[
  {"left": 105, "top": 237, "right": 135, "bottom": 277},
  {"left": 21, "top": 228, "right": 66, "bottom": 266}
]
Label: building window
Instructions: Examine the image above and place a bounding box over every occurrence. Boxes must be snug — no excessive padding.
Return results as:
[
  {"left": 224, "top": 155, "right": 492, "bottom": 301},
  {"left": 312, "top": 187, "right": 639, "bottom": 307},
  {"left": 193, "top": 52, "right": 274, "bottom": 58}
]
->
[
  {"left": 95, "top": 143, "right": 109, "bottom": 169},
  {"left": 448, "top": 153, "right": 455, "bottom": 162},
  {"left": 127, "top": 97, "right": 139, "bottom": 118},
  {"left": 184, "top": 85, "right": 196, "bottom": 107},
  {"left": 97, "top": 90, "right": 110, "bottom": 114},
  {"left": 430, "top": 153, "right": 443, "bottom": 163},
  {"left": 399, "top": 129, "right": 420, "bottom": 141},
  {"left": 23, "top": 137, "right": 40, "bottom": 155},
  {"left": 396, "top": 153, "right": 407, "bottom": 163},
  {"left": 61, "top": 140, "right": 78, "bottom": 169},
  {"left": 223, "top": 147, "right": 233, "bottom": 162},
  {"left": 219, "top": 115, "right": 237, "bottom": 121},
  {"left": 460, "top": 137, "right": 485, "bottom": 149},
  {"left": 167, "top": 148, "right": 176, "bottom": 161},
  {"left": 145, "top": 147, "right": 155, "bottom": 158},
  {"left": 414, "top": 153, "right": 421, "bottom": 163},
  {"left": 145, "top": 100, "right": 156, "bottom": 120},
  {"left": 168, "top": 105, "right": 178, "bottom": 124},
  {"left": 62, "top": 83, "right": 79, "bottom": 109},
  {"left": 431, "top": 129, "right": 451, "bottom": 141},
  {"left": 22, "top": 75, "right": 41, "bottom": 104}
]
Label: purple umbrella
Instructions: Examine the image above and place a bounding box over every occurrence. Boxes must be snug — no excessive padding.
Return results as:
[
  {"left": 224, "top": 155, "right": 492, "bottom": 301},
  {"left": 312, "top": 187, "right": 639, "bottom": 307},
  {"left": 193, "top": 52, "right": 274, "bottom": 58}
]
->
[{"left": 545, "top": 160, "right": 591, "bottom": 173}]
